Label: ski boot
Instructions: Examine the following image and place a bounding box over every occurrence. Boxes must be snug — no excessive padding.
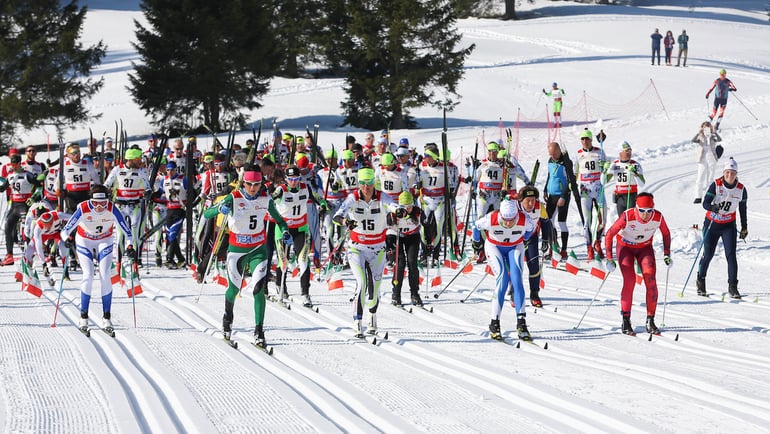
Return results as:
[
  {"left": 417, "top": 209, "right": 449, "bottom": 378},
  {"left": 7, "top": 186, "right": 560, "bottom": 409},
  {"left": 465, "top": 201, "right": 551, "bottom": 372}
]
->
[
  {"left": 646, "top": 315, "right": 660, "bottom": 335},
  {"left": 102, "top": 313, "right": 113, "bottom": 329},
  {"left": 155, "top": 254, "right": 162, "bottom": 267},
  {"left": 593, "top": 240, "right": 604, "bottom": 259},
  {"left": 391, "top": 293, "right": 402, "bottom": 306},
  {"left": 530, "top": 290, "right": 543, "bottom": 308},
  {"left": 353, "top": 319, "right": 364, "bottom": 338},
  {"left": 586, "top": 245, "right": 595, "bottom": 261},
  {"left": 475, "top": 250, "right": 486, "bottom": 264},
  {"left": 254, "top": 325, "right": 266, "bottom": 348},
  {"left": 49, "top": 255, "right": 58, "bottom": 268},
  {"left": 489, "top": 319, "right": 502, "bottom": 340},
  {"left": 78, "top": 313, "right": 89, "bottom": 330},
  {"left": 410, "top": 293, "right": 423, "bottom": 307},
  {"left": 728, "top": 281, "right": 741, "bottom": 299},
  {"left": 367, "top": 314, "right": 377, "bottom": 335},
  {"left": 621, "top": 312, "right": 635, "bottom": 336},
  {"left": 559, "top": 248, "right": 568, "bottom": 262},
  {"left": 516, "top": 315, "right": 532, "bottom": 341},
  {"left": 696, "top": 276, "right": 707, "bottom": 297},
  {"left": 223, "top": 302, "right": 234, "bottom": 341},
  {"left": 164, "top": 260, "right": 178, "bottom": 270},
  {"left": 301, "top": 294, "right": 313, "bottom": 308},
  {"left": 1, "top": 254, "right": 14, "bottom": 266}
]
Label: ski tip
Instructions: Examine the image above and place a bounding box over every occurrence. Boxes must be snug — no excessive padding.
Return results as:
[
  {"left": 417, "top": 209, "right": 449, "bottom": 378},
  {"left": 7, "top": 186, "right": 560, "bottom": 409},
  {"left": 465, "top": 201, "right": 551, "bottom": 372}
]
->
[
  {"left": 515, "top": 341, "right": 521, "bottom": 348},
  {"left": 371, "top": 337, "right": 377, "bottom": 345},
  {"left": 543, "top": 342, "right": 549, "bottom": 350},
  {"left": 428, "top": 306, "right": 434, "bottom": 313},
  {"left": 675, "top": 334, "right": 680, "bottom": 341},
  {"left": 553, "top": 307, "right": 558, "bottom": 313},
  {"left": 648, "top": 333, "right": 653, "bottom": 341},
  {"left": 408, "top": 308, "right": 413, "bottom": 313},
  {"left": 287, "top": 305, "right": 291, "bottom": 310},
  {"left": 383, "top": 332, "right": 389, "bottom": 340}
]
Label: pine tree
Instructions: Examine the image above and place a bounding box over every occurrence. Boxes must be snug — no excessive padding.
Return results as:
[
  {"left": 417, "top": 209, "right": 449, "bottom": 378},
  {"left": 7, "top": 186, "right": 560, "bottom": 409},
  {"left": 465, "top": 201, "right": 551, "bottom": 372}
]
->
[
  {"left": 0, "top": 0, "right": 105, "bottom": 145},
  {"left": 128, "top": 0, "right": 278, "bottom": 132},
  {"left": 341, "top": 0, "right": 475, "bottom": 130}
]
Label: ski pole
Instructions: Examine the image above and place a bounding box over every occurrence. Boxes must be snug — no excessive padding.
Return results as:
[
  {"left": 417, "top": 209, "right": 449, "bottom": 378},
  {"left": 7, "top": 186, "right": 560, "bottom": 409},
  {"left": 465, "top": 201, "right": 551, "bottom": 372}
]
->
[
  {"left": 730, "top": 92, "right": 758, "bottom": 120},
  {"left": 392, "top": 230, "right": 401, "bottom": 286},
  {"left": 51, "top": 248, "right": 70, "bottom": 327},
  {"left": 434, "top": 258, "right": 472, "bottom": 299},
  {"left": 130, "top": 261, "right": 138, "bottom": 328},
  {"left": 678, "top": 218, "right": 713, "bottom": 298},
  {"left": 573, "top": 273, "right": 611, "bottom": 330},
  {"left": 660, "top": 267, "right": 670, "bottom": 328},
  {"left": 460, "top": 271, "right": 488, "bottom": 303}
]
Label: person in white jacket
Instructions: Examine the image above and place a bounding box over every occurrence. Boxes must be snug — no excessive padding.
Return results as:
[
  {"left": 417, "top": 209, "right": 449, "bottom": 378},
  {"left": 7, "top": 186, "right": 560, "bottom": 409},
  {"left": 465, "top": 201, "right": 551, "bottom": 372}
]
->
[{"left": 692, "top": 121, "right": 722, "bottom": 204}]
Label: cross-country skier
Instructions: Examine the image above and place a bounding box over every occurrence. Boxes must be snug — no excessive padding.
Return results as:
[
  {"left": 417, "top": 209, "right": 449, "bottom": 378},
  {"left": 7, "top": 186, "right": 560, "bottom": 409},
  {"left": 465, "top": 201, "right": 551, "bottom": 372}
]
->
[
  {"left": 390, "top": 190, "right": 423, "bottom": 307},
  {"left": 705, "top": 68, "right": 737, "bottom": 131},
  {"left": 477, "top": 199, "right": 536, "bottom": 341},
  {"left": 203, "top": 165, "right": 288, "bottom": 348},
  {"left": 696, "top": 158, "right": 747, "bottom": 299},
  {"left": 543, "top": 82, "right": 566, "bottom": 127},
  {"left": 605, "top": 141, "right": 645, "bottom": 215},
  {"left": 333, "top": 168, "right": 398, "bottom": 337},
  {"left": 604, "top": 192, "right": 671, "bottom": 335},
  {"left": 60, "top": 185, "right": 135, "bottom": 332},
  {"left": 517, "top": 186, "right": 551, "bottom": 308},
  {"left": 575, "top": 129, "right": 608, "bottom": 260}
]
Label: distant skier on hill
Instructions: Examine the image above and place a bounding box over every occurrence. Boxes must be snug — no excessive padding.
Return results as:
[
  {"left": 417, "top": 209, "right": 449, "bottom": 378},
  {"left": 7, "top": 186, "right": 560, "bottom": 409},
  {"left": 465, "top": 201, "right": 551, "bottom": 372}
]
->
[
  {"left": 543, "top": 82, "right": 566, "bottom": 128},
  {"left": 705, "top": 68, "right": 737, "bottom": 130}
]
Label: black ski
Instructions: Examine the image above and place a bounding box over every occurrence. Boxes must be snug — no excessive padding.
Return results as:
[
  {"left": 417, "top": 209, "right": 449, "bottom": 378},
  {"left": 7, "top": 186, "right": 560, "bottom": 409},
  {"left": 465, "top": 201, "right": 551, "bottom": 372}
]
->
[
  {"left": 224, "top": 337, "right": 238, "bottom": 349},
  {"left": 103, "top": 327, "right": 116, "bottom": 338},
  {"left": 79, "top": 326, "right": 91, "bottom": 337}
]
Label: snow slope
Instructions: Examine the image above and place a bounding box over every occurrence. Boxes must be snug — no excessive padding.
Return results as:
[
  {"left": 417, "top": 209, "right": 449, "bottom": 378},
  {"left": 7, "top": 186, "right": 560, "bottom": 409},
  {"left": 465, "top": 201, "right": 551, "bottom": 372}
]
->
[{"left": 2, "top": 1, "right": 770, "bottom": 432}]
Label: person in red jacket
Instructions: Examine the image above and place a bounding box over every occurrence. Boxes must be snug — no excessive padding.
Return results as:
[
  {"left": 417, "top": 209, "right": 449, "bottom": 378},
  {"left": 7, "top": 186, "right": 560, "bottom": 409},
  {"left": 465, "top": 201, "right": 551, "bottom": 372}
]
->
[{"left": 604, "top": 192, "right": 671, "bottom": 336}]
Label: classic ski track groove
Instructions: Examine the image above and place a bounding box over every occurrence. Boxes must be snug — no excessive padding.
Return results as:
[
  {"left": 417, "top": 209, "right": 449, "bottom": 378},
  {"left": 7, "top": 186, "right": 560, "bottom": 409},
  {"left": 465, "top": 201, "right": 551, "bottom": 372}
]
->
[
  {"left": 286, "top": 286, "right": 659, "bottom": 432},
  {"left": 40, "top": 287, "right": 181, "bottom": 433}
]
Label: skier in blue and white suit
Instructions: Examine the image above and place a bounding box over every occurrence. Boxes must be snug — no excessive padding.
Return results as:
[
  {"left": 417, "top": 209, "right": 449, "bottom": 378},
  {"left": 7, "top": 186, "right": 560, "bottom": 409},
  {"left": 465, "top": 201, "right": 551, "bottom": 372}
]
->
[
  {"left": 475, "top": 199, "right": 535, "bottom": 341},
  {"left": 61, "top": 184, "right": 134, "bottom": 330}
]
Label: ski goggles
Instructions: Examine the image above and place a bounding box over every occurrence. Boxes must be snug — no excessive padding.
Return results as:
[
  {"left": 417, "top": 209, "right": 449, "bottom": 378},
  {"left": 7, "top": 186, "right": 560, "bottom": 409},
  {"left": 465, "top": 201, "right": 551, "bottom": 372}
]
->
[
  {"left": 358, "top": 179, "right": 375, "bottom": 186},
  {"left": 637, "top": 207, "right": 654, "bottom": 214},
  {"left": 286, "top": 176, "right": 301, "bottom": 182},
  {"left": 91, "top": 199, "right": 109, "bottom": 209},
  {"left": 243, "top": 180, "right": 261, "bottom": 187}
]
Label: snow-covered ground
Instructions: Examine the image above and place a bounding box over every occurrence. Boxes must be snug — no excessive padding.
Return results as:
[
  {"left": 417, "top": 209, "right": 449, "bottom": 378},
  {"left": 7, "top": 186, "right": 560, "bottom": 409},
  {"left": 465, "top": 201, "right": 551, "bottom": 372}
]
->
[{"left": 2, "top": 1, "right": 770, "bottom": 432}]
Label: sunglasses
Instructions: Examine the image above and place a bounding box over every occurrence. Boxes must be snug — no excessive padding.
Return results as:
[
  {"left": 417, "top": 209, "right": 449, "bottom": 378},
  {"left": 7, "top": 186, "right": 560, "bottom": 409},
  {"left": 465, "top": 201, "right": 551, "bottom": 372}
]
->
[
  {"left": 69, "top": 150, "right": 81, "bottom": 155},
  {"left": 286, "top": 176, "right": 301, "bottom": 182},
  {"left": 580, "top": 137, "right": 592, "bottom": 141},
  {"left": 637, "top": 208, "right": 654, "bottom": 214},
  {"left": 359, "top": 179, "right": 375, "bottom": 186},
  {"left": 243, "top": 181, "right": 262, "bottom": 187},
  {"left": 213, "top": 162, "right": 225, "bottom": 166},
  {"left": 26, "top": 149, "right": 36, "bottom": 153}
]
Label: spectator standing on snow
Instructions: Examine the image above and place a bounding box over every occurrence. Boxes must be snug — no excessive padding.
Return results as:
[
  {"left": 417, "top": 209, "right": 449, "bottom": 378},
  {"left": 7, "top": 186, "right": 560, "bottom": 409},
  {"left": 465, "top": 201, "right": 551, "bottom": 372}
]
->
[
  {"left": 650, "top": 28, "right": 663, "bottom": 65},
  {"left": 692, "top": 121, "right": 722, "bottom": 204},
  {"left": 696, "top": 158, "right": 747, "bottom": 300},
  {"left": 676, "top": 30, "right": 688, "bottom": 67},
  {"left": 663, "top": 30, "right": 675, "bottom": 65},
  {"left": 705, "top": 68, "right": 737, "bottom": 131},
  {"left": 543, "top": 142, "right": 572, "bottom": 261},
  {"left": 476, "top": 199, "right": 536, "bottom": 341},
  {"left": 605, "top": 141, "right": 645, "bottom": 215},
  {"left": 604, "top": 192, "right": 671, "bottom": 336}
]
